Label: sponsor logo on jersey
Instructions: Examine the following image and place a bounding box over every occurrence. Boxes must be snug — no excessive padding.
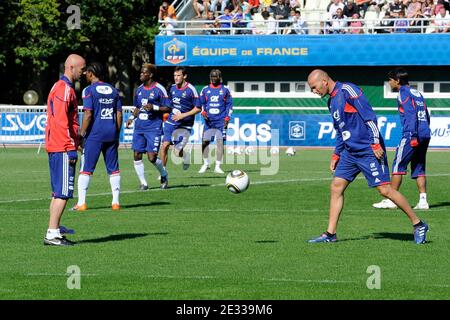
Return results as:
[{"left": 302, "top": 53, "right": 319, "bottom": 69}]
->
[
  {"left": 101, "top": 108, "right": 114, "bottom": 120},
  {"left": 96, "top": 85, "right": 113, "bottom": 95},
  {"left": 99, "top": 98, "right": 114, "bottom": 104}
]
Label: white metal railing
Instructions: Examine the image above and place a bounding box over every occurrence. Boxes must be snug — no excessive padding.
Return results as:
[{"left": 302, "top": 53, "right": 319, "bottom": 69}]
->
[{"left": 159, "top": 17, "right": 447, "bottom": 35}]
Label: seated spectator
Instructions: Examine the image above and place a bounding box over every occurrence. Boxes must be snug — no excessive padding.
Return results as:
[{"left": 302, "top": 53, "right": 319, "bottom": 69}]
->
[
  {"left": 291, "top": 10, "right": 308, "bottom": 34},
  {"left": 328, "top": 8, "right": 348, "bottom": 33},
  {"left": 272, "top": 0, "right": 290, "bottom": 32},
  {"left": 377, "top": 10, "right": 394, "bottom": 33},
  {"left": 248, "top": 0, "right": 261, "bottom": 10},
  {"left": 261, "top": 10, "right": 277, "bottom": 34},
  {"left": 159, "top": 1, "right": 177, "bottom": 21},
  {"left": 328, "top": 0, "right": 345, "bottom": 19},
  {"left": 433, "top": 6, "right": 450, "bottom": 32},
  {"left": 389, "top": 0, "right": 406, "bottom": 18},
  {"left": 203, "top": 11, "right": 219, "bottom": 34},
  {"left": 232, "top": 5, "right": 251, "bottom": 34},
  {"left": 348, "top": 13, "right": 364, "bottom": 33},
  {"left": 193, "top": 0, "right": 210, "bottom": 18},
  {"left": 216, "top": 7, "right": 233, "bottom": 34},
  {"left": 344, "top": 0, "right": 360, "bottom": 18},
  {"left": 355, "top": 0, "right": 372, "bottom": 17},
  {"left": 210, "top": 0, "right": 230, "bottom": 14},
  {"left": 261, "top": 0, "right": 273, "bottom": 12},
  {"left": 422, "top": 0, "right": 435, "bottom": 24},
  {"left": 163, "top": 12, "right": 178, "bottom": 36},
  {"left": 249, "top": 7, "right": 267, "bottom": 34},
  {"left": 407, "top": 0, "right": 422, "bottom": 19},
  {"left": 289, "top": 0, "right": 302, "bottom": 11},
  {"left": 434, "top": 0, "right": 446, "bottom": 16},
  {"left": 394, "top": 10, "right": 410, "bottom": 32}
]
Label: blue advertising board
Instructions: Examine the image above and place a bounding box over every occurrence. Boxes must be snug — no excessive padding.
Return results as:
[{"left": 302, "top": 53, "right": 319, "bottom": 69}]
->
[
  {"left": 2, "top": 112, "right": 450, "bottom": 148},
  {"left": 156, "top": 34, "right": 450, "bottom": 67}
]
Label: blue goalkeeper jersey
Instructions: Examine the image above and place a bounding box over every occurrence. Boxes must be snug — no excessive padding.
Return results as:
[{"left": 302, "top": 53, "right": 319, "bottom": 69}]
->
[
  {"left": 166, "top": 82, "right": 200, "bottom": 127},
  {"left": 397, "top": 85, "right": 431, "bottom": 140},
  {"left": 133, "top": 82, "right": 171, "bottom": 133},
  {"left": 199, "top": 84, "right": 233, "bottom": 123},
  {"left": 82, "top": 82, "right": 122, "bottom": 142},
  {"left": 329, "top": 82, "right": 384, "bottom": 156}
]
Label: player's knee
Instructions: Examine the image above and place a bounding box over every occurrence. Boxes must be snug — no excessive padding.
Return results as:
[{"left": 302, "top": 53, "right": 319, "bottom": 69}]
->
[
  {"left": 134, "top": 153, "right": 143, "bottom": 161},
  {"left": 377, "top": 184, "right": 392, "bottom": 197},
  {"left": 147, "top": 153, "right": 157, "bottom": 163}
]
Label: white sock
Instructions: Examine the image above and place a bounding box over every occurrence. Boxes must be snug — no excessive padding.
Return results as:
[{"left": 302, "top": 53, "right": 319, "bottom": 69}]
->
[
  {"left": 215, "top": 160, "right": 221, "bottom": 167},
  {"left": 419, "top": 193, "right": 427, "bottom": 202},
  {"left": 134, "top": 160, "right": 147, "bottom": 186},
  {"left": 46, "top": 228, "right": 61, "bottom": 240},
  {"left": 183, "top": 151, "right": 190, "bottom": 163},
  {"left": 203, "top": 158, "right": 210, "bottom": 166},
  {"left": 153, "top": 158, "right": 167, "bottom": 177},
  {"left": 110, "top": 173, "right": 121, "bottom": 204},
  {"left": 77, "top": 174, "right": 91, "bottom": 206}
]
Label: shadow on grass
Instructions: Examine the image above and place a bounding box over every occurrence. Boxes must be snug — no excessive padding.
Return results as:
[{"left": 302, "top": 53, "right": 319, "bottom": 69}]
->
[
  {"left": 430, "top": 201, "right": 450, "bottom": 209},
  {"left": 83, "top": 202, "right": 170, "bottom": 210},
  {"left": 167, "top": 183, "right": 211, "bottom": 188},
  {"left": 78, "top": 232, "right": 168, "bottom": 244},
  {"left": 340, "top": 232, "right": 430, "bottom": 243},
  {"left": 255, "top": 240, "right": 278, "bottom": 243}
]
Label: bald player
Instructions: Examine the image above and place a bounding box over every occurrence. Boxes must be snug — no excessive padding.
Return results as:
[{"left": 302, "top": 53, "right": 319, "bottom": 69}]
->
[
  {"left": 306, "top": 69, "right": 429, "bottom": 245},
  {"left": 44, "top": 53, "right": 85, "bottom": 246}
]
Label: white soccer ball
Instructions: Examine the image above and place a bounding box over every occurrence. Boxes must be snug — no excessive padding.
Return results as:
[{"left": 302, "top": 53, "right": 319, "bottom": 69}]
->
[
  {"left": 286, "top": 147, "right": 296, "bottom": 156},
  {"left": 225, "top": 170, "right": 250, "bottom": 194}
]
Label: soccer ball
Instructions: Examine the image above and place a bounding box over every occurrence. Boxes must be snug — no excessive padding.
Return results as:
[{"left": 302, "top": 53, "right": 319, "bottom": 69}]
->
[
  {"left": 286, "top": 147, "right": 296, "bottom": 156},
  {"left": 225, "top": 170, "right": 250, "bottom": 194}
]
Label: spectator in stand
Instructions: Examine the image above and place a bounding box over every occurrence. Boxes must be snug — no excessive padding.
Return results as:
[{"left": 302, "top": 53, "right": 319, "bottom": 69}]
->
[
  {"left": 203, "top": 11, "right": 220, "bottom": 34},
  {"left": 445, "top": 0, "right": 450, "bottom": 12},
  {"left": 217, "top": 7, "right": 234, "bottom": 33},
  {"left": 261, "top": 10, "right": 278, "bottom": 34},
  {"left": 291, "top": 10, "right": 308, "bottom": 34},
  {"left": 237, "top": 0, "right": 252, "bottom": 20},
  {"left": 394, "top": 10, "right": 410, "bottom": 32},
  {"left": 355, "top": 0, "right": 372, "bottom": 17},
  {"left": 377, "top": 10, "right": 394, "bottom": 33},
  {"left": 433, "top": 6, "right": 450, "bottom": 32},
  {"left": 422, "top": 0, "right": 435, "bottom": 25},
  {"left": 272, "top": 0, "right": 290, "bottom": 33},
  {"left": 289, "top": 0, "right": 301, "bottom": 10},
  {"left": 328, "top": 0, "right": 345, "bottom": 19},
  {"left": 434, "top": 0, "right": 446, "bottom": 16},
  {"left": 232, "top": 5, "right": 251, "bottom": 34},
  {"left": 390, "top": 0, "right": 406, "bottom": 18},
  {"left": 159, "top": 1, "right": 177, "bottom": 21},
  {"left": 193, "top": 0, "right": 210, "bottom": 18},
  {"left": 248, "top": 0, "right": 261, "bottom": 10},
  {"left": 407, "top": 0, "right": 423, "bottom": 19},
  {"left": 163, "top": 12, "right": 178, "bottom": 36},
  {"left": 328, "top": 8, "right": 348, "bottom": 33},
  {"left": 262, "top": 0, "right": 273, "bottom": 12},
  {"left": 344, "top": 0, "right": 360, "bottom": 18},
  {"left": 210, "top": 0, "right": 230, "bottom": 14},
  {"left": 348, "top": 13, "right": 365, "bottom": 33}
]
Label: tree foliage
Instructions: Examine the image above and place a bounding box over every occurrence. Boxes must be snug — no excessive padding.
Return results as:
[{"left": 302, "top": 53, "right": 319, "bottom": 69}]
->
[{"left": 0, "top": 0, "right": 163, "bottom": 104}]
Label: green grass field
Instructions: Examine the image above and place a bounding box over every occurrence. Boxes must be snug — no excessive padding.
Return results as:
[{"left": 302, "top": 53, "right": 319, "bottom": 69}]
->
[{"left": 0, "top": 147, "right": 449, "bottom": 300}]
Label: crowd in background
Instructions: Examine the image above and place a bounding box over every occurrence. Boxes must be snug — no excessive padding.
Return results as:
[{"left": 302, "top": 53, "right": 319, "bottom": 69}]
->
[{"left": 159, "top": 0, "right": 450, "bottom": 34}]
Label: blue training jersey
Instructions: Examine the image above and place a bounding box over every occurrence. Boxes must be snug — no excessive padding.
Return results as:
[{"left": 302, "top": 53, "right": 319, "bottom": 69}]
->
[
  {"left": 397, "top": 85, "right": 431, "bottom": 140},
  {"left": 133, "top": 82, "right": 171, "bottom": 133},
  {"left": 200, "top": 84, "right": 233, "bottom": 123},
  {"left": 328, "top": 82, "right": 384, "bottom": 156},
  {"left": 82, "top": 82, "right": 122, "bottom": 142},
  {"left": 166, "top": 82, "right": 200, "bottom": 127}
]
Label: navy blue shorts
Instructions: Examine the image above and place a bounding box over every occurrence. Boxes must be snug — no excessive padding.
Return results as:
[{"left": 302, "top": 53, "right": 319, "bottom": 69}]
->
[
  {"left": 48, "top": 151, "right": 77, "bottom": 199},
  {"left": 162, "top": 121, "right": 192, "bottom": 150},
  {"left": 203, "top": 121, "right": 227, "bottom": 142},
  {"left": 132, "top": 131, "right": 161, "bottom": 154},
  {"left": 392, "top": 137, "right": 429, "bottom": 178},
  {"left": 80, "top": 139, "right": 119, "bottom": 175},
  {"left": 334, "top": 150, "right": 391, "bottom": 187}
]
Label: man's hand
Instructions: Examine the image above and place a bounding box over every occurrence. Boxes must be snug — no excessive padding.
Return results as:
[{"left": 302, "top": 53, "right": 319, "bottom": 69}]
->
[
  {"left": 330, "top": 154, "right": 340, "bottom": 174},
  {"left": 201, "top": 110, "right": 208, "bottom": 121},
  {"left": 224, "top": 116, "right": 230, "bottom": 128},
  {"left": 143, "top": 103, "right": 153, "bottom": 112},
  {"left": 371, "top": 143, "right": 384, "bottom": 160},
  {"left": 126, "top": 119, "right": 133, "bottom": 129},
  {"left": 67, "top": 150, "right": 78, "bottom": 166},
  {"left": 410, "top": 138, "right": 419, "bottom": 147},
  {"left": 172, "top": 113, "right": 185, "bottom": 122}
]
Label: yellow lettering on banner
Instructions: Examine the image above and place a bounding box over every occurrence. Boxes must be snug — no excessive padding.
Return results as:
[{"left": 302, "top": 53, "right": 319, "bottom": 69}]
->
[
  {"left": 192, "top": 48, "right": 238, "bottom": 56},
  {"left": 256, "top": 48, "right": 309, "bottom": 56},
  {"left": 241, "top": 50, "right": 253, "bottom": 56}
]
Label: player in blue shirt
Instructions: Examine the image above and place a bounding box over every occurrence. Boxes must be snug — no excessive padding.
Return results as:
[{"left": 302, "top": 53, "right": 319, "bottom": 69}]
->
[
  {"left": 160, "top": 67, "right": 201, "bottom": 185},
  {"left": 306, "top": 69, "right": 428, "bottom": 244},
  {"left": 126, "top": 63, "right": 171, "bottom": 189},
  {"left": 198, "top": 69, "right": 233, "bottom": 174},
  {"left": 72, "top": 62, "right": 122, "bottom": 211},
  {"left": 373, "top": 67, "right": 431, "bottom": 210}
]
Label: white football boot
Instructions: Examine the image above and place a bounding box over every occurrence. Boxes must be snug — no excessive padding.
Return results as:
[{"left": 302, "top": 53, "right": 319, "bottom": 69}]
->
[{"left": 372, "top": 199, "right": 397, "bottom": 209}]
